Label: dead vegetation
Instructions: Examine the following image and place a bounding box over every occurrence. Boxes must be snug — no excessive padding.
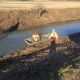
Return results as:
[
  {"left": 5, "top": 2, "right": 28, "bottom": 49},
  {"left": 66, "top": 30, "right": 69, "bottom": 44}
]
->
[
  {"left": 0, "top": 8, "right": 80, "bottom": 32},
  {"left": 1, "top": 0, "right": 80, "bottom": 1}
]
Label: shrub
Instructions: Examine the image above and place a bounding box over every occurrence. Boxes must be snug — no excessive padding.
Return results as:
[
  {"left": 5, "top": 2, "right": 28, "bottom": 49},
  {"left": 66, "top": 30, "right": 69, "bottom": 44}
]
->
[{"left": 32, "top": 3, "right": 47, "bottom": 17}]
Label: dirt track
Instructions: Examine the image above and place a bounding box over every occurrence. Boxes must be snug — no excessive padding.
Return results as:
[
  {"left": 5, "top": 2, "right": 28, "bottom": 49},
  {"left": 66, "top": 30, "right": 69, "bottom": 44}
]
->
[{"left": 0, "top": 1, "right": 80, "bottom": 10}]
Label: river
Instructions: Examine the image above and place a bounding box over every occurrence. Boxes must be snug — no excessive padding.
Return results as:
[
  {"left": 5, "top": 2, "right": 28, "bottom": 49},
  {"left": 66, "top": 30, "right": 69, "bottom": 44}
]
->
[{"left": 0, "top": 21, "right": 80, "bottom": 55}]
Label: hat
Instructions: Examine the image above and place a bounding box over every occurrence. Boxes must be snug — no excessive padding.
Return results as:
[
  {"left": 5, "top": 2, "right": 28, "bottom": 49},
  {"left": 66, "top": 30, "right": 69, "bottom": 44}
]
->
[{"left": 52, "top": 29, "right": 55, "bottom": 32}]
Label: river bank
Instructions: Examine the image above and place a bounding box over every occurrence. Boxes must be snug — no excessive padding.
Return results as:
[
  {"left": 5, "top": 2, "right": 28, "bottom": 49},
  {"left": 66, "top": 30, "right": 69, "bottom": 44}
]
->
[
  {"left": 0, "top": 32, "right": 80, "bottom": 61},
  {"left": 0, "top": 32, "right": 80, "bottom": 80},
  {"left": 0, "top": 35, "right": 70, "bottom": 60},
  {"left": 0, "top": 8, "right": 80, "bottom": 32}
]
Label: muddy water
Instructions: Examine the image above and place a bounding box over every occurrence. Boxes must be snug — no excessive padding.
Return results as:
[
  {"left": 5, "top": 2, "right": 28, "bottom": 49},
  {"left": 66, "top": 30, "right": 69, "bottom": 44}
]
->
[{"left": 0, "top": 21, "right": 80, "bottom": 55}]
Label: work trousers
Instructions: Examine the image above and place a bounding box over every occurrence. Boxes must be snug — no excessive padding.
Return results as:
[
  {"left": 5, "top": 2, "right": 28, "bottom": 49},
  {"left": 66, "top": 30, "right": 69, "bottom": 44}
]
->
[{"left": 49, "top": 41, "right": 56, "bottom": 57}]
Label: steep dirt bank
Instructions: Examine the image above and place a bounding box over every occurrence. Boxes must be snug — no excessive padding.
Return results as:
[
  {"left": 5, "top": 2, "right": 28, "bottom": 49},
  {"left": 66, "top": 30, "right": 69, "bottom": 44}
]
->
[
  {"left": 0, "top": 32, "right": 80, "bottom": 80},
  {"left": 0, "top": 8, "right": 80, "bottom": 32}
]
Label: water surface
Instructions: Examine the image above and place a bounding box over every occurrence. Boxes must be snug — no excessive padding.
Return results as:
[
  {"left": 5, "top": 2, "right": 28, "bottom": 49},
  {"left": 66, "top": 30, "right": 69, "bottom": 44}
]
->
[{"left": 0, "top": 21, "right": 80, "bottom": 55}]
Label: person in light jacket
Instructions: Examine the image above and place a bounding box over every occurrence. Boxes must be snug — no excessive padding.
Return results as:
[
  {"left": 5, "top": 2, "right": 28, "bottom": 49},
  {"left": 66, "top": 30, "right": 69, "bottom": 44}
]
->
[
  {"left": 32, "top": 32, "right": 41, "bottom": 42},
  {"left": 49, "top": 29, "right": 58, "bottom": 56}
]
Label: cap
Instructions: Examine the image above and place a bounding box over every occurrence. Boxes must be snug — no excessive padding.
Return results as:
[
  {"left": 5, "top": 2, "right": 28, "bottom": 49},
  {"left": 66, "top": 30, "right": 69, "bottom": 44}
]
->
[{"left": 52, "top": 29, "right": 55, "bottom": 32}]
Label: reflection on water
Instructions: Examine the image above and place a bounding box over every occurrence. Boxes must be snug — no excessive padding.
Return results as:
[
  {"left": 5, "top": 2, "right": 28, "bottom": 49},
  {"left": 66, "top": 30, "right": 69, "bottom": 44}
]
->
[{"left": 0, "top": 21, "right": 80, "bottom": 54}]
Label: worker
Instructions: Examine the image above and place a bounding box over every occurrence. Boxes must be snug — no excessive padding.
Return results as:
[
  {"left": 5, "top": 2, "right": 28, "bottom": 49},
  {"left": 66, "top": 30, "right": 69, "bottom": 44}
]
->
[
  {"left": 49, "top": 29, "right": 58, "bottom": 41},
  {"left": 49, "top": 29, "right": 58, "bottom": 56},
  {"left": 32, "top": 32, "right": 41, "bottom": 41}
]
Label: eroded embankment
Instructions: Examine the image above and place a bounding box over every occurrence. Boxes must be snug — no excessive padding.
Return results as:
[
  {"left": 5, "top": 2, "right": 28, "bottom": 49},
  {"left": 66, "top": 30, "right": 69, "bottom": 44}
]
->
[
  {"left": 0, "top": 32, "right": 80, "bottom": 80},
  {"left": 0, "top": 8, "right": 80, "bottom": 32}
]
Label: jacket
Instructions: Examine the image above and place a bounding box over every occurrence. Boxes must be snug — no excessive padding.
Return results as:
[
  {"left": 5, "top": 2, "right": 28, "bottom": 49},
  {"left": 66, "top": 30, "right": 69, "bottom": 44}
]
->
[{"left": 49, "top": 32, "right": 58, "bottom": 41}]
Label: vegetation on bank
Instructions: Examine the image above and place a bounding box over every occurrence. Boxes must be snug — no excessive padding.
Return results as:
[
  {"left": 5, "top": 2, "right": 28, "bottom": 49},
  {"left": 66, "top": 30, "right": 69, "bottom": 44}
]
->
[
  {"left": 0, "top": 8, "right": 80, "bottom": 32},
  {"left": 59, "top": 62, "right": 80, "bottom": 80}
]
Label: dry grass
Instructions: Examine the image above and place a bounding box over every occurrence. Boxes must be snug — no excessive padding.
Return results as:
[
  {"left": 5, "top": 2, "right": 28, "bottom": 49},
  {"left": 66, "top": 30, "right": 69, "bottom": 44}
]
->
[
  {"left": 0, "top": 8, "right": 80, "bottom": 31},
  {"left": 0, "top": 0, "right": 80, "bottom": 1},
  {"left": 0, "top": 2, "right": 80, "bottom": 10}
]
